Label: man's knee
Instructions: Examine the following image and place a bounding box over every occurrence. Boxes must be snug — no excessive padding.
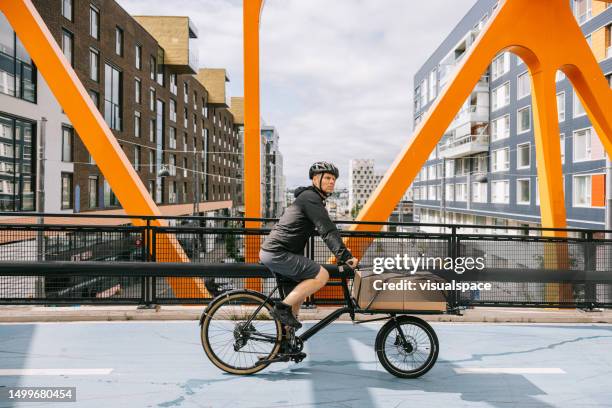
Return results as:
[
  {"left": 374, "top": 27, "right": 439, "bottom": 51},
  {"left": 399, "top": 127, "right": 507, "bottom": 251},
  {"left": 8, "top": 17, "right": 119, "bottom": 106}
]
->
[{"left": 315, "top": 267, "right": 329, "bottom": 285}]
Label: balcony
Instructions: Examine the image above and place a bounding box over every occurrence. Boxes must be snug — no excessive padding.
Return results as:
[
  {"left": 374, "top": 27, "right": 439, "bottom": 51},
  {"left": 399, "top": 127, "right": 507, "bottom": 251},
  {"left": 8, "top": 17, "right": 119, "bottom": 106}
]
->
[
  {"left": 133, "top": 16, "right": 199, "bottom": 74},
  {"left": 449, "top": 104, "right": 489, "bottom": 131},
  {"left": 439, "top": 134, "right": 490, "bottom": 159}
]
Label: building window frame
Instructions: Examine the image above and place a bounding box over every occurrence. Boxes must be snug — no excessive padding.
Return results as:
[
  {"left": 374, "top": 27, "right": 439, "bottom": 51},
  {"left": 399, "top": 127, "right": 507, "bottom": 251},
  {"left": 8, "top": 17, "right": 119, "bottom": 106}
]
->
[
  {"left": 115, "top": 27, "right": 124, "bottom": 57},
  {"left": 516, "top": 178, "right": 531, "bottom": 205},
  {"left": 517, "top": 105, "right": 531, "bottom": 134},
  {"left": 89, "top": 48, "right": 99, "bottom": 82},
  {"left": 516, "top": 70, "right": 531, "bottom": 99},
  {"left": 61, "top": 0, "right": 73, "bottom": 21},
  {"left": 517, "top": 142, "right": 531, "bottom": 169},
  {"left": 61, "top": 125, "right": 73, "bottom": 162},
  {"left": 89, "top": 5, "right": 100, "bottom": 39},
  {"left": 61, "top": 172, "right": 74, "bottom": 210},
  {"left": 88, "top": 176, "right": 98, "bottom": 208},
  {"left": 61, "top": 29, "right": 74, "bottom": 66}
]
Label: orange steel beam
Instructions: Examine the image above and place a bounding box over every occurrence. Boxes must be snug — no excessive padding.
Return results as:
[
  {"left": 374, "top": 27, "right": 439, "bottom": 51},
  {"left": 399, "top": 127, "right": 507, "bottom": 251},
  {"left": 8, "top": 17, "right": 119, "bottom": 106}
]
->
[
  {"left": 0, "top": 0, "right": 208, "bottom": 298},
  {"left": 243, "top": 0, "right": 265, "bottom": 290},
  {"left": 343, "top": 0, "right": 612, "bottom": 258}
]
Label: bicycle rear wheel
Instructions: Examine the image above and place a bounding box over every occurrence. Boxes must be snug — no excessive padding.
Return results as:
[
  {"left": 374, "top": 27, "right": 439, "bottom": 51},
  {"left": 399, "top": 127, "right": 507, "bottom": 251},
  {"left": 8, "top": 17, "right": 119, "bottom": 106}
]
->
[
  {"left": 375, "top": 315, "right": 439, "bottom": 378},
  {"left": 201, "top": 290, "right": 283, "bottom": 375}
]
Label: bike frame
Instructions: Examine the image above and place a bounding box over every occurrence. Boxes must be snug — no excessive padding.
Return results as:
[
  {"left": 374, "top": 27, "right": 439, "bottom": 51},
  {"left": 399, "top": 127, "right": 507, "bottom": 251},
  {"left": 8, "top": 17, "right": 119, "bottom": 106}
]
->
[{"left": 245, "top": 268, "right": 445, "bottom": 345}]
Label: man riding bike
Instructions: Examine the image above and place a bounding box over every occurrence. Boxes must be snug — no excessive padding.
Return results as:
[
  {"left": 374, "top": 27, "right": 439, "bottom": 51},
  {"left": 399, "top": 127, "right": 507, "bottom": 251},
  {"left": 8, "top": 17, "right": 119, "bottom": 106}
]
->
[{"left": 259, "top": 161, "right": 359, "bottom": 329}]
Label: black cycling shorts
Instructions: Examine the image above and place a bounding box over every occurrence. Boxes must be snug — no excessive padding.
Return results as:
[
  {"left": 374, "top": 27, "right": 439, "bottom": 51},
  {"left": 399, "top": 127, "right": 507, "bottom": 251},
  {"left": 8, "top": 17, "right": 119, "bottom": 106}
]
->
[{"left": 259, "top": 249, "right": 321, "bottom": 282}]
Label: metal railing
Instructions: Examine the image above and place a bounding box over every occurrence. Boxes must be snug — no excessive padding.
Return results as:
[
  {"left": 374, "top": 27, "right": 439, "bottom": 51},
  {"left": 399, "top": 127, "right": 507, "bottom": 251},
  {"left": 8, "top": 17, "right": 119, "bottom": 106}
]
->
[{"left": 0, "top": 213, "right": 611, "bottom": 309}]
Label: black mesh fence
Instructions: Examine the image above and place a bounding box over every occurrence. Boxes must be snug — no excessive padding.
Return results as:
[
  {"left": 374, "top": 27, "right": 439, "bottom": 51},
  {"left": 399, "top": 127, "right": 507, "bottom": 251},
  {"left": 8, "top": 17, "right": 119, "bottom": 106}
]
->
[{"left": 0, "top": 214, "right": 610, "bottom": 308}]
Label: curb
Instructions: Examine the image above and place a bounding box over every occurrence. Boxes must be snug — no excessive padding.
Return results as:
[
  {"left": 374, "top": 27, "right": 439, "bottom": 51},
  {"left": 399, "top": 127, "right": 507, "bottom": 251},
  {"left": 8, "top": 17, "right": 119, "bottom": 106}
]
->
[{"left": 1, "top": 306, "right": 611, "bottom": 324}]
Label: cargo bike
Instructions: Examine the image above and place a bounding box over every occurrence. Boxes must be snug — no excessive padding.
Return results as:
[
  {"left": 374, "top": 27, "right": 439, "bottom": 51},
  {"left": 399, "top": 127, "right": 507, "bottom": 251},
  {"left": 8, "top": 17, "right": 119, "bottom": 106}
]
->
[{"left": 200, "top": 264, "right": 452, "bottom": 378}]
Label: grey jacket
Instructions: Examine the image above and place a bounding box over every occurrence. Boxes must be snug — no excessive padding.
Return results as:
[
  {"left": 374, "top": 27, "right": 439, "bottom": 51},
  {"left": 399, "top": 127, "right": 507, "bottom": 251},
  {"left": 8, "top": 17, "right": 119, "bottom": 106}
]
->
[{"left": 261, "top": 186, "right": 353, "bottom": 263}]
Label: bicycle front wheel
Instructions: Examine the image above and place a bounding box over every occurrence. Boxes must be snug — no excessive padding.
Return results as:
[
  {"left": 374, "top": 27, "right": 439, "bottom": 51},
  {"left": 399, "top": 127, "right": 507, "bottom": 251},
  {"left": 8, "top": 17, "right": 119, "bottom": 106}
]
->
[
  {"left": 375, "top": 315, "right": 439, "bottom": 378},
  {"left": 201, "top": 290, "right": 283, "bottom": 375}
]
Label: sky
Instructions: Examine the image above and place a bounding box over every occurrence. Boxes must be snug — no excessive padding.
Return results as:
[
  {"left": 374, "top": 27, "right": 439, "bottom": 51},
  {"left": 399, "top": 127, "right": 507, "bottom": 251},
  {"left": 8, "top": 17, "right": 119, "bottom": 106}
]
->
[{"left": 119, "top": 0, "right": 478, "bottom": 189}]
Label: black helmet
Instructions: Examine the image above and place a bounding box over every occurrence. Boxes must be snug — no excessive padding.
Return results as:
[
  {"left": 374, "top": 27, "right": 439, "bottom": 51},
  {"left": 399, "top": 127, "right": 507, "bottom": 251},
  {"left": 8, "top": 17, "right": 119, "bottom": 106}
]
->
[{"left": 309, "top": 161, "right": 339, "bottom": 179}]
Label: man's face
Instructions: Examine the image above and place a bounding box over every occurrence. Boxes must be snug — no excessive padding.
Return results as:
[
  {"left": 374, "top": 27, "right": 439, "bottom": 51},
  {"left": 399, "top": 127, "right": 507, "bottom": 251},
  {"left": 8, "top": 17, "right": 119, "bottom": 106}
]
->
[{"left": 314, "top": 173, "right": 336, "bottom": 194}]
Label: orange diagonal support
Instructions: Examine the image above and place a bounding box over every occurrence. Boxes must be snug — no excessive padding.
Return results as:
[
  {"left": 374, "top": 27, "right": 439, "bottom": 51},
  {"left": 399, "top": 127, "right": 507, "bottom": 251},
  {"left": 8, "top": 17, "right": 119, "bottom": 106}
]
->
[
  {"left": 0, "top": 0, "right": 208, "bottom": 298},
  {"left": 343, "top": 0, "right": 612, "bottom": 258}
]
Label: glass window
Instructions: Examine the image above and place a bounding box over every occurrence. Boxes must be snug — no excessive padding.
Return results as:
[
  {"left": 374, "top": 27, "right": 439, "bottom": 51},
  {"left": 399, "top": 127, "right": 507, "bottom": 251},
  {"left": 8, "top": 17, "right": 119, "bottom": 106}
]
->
[
  {"left": 156, "top": 48, "right": 165, "bottom": 86},
  {"left": 517, "top": 143, "right": 530, "bottom": 168},
  {"left": 183, "top": 82, "right": 188, "bottom": 104},
  {"left": 456, "top": 183, "right": 467, "bottom": 202},
  {"left": 573, "top": 90, "right": 586, "bottom": 117},
  {"left": 88, "top": 176, "right": 98, "bottom": 208},
  {"left": 150, "top": 56, "right": 156, "bottom": 81},
  {"left": 61, "top": 29, "right": 73, "bottom": 66},
  {"left": 134, "top": 77, "right": 141, "bottom": 104},
  {"left": 492, "top": 82, "right": 510, "bottom": 110},
  {"left": 115, "top": 27, "right": 123, "bottom": 56},
  {"left": 491, "top": 180, "right": 509, "bottom": 203},
  {"left": 491, "top": 115, "right": 510, "bottom": 141},
  {"left": 103, "top": 64, "right": 122, "bottom": 130},
  {"left": 62, "top": 0, "right": 73, "bottom": 21},
  {"left": 517, "top": 106, "right": 531, "bottom": 133},
  {"left": 169, "top": 127, "right": 176, "bottom": 149},
  {"left": 103, "top": 179, "right": 118, "bottom": 207},
  {"left": 148, "top": 150, "right": 154, "bottom": 172},
  {"left": 517, "top": 179, "right": 530, "bottom": 204},
  {"left": 573, "top": 0, "right": 592, "bottom": 24},
  {"left": 492, "top": 147, "right": 509, "bottom": 171},
  {"left": 557, "top": 92, "right": 565, "bottom": 122},
  {"left": 184, "top": 108, "right": 188, "bottom": 128},
  {"left": 428, "top": 68, "right": 437, "bottom": 102},
  {"left": 61, "top": 126, "right": 73, "bottom": 162},
  {"left": 88, "top": 89, "right": 99, "bottom": 108},
  {"left": 517, "top": 71, "right": 531, "bottom": 98},
  {"left": 89, "top": 48, "right": 99, "bottom": 82},
  {"left": 149, "top": 119, "right": 155, "bottom": 142},
  {"left": 134, "top": 111, "right": 141, "bottom": 138},
  {"left": 471, "top": 182, "right": 487, "bottom": 203},
  {"left": 149, "top": 88, "right": 155, "bottom": 111},
  {"left": 0, "top": 114, "right": 35, "bottom": 211},
  {"left": 61, "top": 173, "right": 73, "bottom": 209},
  {"left": 89, "top": 6, "right": 99, "bottom": 39},
  {"left": 135, "top": 45, "right": 142, "bottom": 70},
  {"left": 134, "top": 145, "right": 141, "bottom": 170},
  {"left": 169, "top": 154, "right": 176, "bottom": 176},
  {"left": 170, "top": 99, "right": 177, "bottom": 122},
  {"left": 573, "top": 175, "right": 591, "bottom": 207},
  {"left": 573, "top": 128, "right": 605, "bottom": 162},
  {"left": 170, "top": 74, "right": 177, "bottom": 94},
  {"left": 560, "top": 134, "right": 565, "bottom": 164},
  {"left": 0, "top": 15, "right": 37, "bottom": 102},
  {"left": 491, "top": 52, "right": 510, "bottom": 80},
  {"left": 573, "top": 128, "right": 592, "bottom": 161}
]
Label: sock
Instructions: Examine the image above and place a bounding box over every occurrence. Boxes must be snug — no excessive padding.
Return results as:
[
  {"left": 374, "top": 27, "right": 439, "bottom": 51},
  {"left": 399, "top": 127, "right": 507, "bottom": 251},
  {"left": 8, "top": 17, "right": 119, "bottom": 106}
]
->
[{"left": 277, "top": 301, "right": 291, "bottom": 309}]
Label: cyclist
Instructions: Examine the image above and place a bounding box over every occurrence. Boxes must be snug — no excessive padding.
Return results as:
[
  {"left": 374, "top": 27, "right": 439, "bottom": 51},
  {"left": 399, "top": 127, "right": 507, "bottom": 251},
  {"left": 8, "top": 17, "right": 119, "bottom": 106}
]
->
[{"left": 259, "top": 161, "right": 359, "bottom": 329}]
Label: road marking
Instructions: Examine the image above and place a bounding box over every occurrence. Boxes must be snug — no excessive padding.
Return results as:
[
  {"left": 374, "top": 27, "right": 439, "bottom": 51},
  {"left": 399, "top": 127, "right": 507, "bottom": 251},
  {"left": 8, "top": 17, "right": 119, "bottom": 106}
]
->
[
  {"left": 0, "top": 369, "right": 113, "bottom": 376},
  {"left": 455, "top": 367, "right": 565, "bottom": 374}
]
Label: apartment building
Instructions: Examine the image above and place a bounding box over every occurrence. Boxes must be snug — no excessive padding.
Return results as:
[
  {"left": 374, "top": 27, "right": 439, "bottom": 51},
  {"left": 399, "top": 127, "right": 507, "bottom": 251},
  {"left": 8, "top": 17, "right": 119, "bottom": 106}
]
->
[
  {"left": 348, "top": 159, "right": 382, "bottom": 213},
  {"left": 412, "top": 0, "right": 612, "bottom": 232},
  {"left": 261, "top": 125, "right": 285, "bottom": 218},
  {"left": 0, "top": 0, "right": 242, "bottom": 214}
]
